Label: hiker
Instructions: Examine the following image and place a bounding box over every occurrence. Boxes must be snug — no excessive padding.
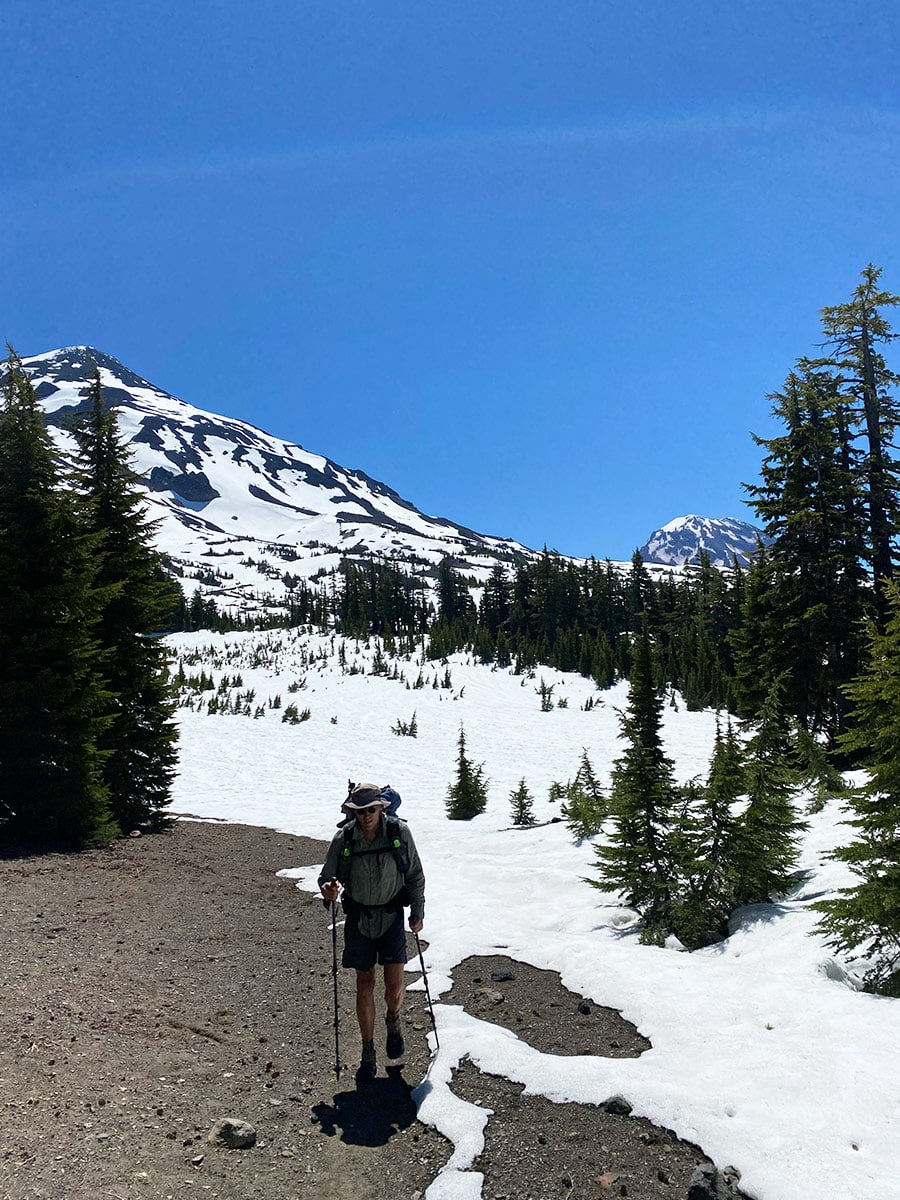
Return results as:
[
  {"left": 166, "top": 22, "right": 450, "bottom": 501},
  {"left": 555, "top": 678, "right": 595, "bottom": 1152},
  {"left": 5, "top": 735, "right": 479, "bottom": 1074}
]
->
[{"left": 319, "top": 781, "right": 425, "bottom": 1083}]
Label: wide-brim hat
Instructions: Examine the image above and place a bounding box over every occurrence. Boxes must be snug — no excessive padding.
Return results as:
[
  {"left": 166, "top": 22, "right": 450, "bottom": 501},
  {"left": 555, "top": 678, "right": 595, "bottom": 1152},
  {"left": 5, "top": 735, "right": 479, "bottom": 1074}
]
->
[{"left": 342, "top": 782, "right": 388, "bottom": 811}]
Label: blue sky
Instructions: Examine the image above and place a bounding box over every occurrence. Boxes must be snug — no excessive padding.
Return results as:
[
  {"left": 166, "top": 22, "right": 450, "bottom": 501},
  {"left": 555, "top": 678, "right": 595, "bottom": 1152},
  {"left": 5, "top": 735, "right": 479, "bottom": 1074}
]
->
[{"left": 4, "top": 1, "right": 900, "bottom": 559}]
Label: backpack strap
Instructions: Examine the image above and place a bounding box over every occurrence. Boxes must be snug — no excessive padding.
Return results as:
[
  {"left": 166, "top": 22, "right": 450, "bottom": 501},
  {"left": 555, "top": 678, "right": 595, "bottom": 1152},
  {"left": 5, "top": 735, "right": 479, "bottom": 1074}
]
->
[
  {"left": 385, "top": 815, "right": 411, "bottom": 877},
  {"left": 336, "top": 815, "right": 410, "bottom": 886}
]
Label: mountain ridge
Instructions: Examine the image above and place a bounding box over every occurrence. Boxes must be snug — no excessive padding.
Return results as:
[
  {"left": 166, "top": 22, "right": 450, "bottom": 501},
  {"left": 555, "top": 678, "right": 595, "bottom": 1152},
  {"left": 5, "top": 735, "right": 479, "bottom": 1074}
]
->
[
  {"left": 10, "top": 346, "right": 763, "bottom": 611},
  {"left": 18, "top": 346, "right": 531, "bottom": 615}
]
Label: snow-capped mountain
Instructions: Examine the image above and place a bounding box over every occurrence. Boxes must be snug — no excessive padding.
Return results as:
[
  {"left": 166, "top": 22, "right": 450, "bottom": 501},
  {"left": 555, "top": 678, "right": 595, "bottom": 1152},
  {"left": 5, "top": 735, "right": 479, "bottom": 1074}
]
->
[
  {"left": 12, "top": 347, "right": 761, "bottom": 610},
  {"left": 18, "top": 347, "right": 530, "bottom": 613},
  {"left": 639, "top": 514, "right": 767, "bottom": 568}
]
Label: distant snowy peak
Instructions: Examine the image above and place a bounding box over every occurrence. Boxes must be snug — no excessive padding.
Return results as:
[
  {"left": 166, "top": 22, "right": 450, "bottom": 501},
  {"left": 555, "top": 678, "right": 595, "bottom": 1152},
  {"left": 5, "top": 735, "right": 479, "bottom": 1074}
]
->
[
  {"left": 639, "top": 515, "right": 767, "bottom": 568},
  {"left": 17, "top": 346, "right": 530, "bottom": 614}
]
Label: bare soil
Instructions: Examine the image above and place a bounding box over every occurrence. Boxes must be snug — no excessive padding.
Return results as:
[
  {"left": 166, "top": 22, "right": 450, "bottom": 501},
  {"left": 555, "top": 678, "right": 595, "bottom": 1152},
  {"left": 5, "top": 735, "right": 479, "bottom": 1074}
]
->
[{"left": 0, "top": 820, "right": 745, "bottom": 1200}]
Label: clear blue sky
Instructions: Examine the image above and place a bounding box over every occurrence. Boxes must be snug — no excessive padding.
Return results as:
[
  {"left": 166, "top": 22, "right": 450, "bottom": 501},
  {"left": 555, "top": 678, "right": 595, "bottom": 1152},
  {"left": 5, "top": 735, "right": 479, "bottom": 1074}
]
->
[{"left": 4, "top": 1, "right": 900, "bottom": 559}]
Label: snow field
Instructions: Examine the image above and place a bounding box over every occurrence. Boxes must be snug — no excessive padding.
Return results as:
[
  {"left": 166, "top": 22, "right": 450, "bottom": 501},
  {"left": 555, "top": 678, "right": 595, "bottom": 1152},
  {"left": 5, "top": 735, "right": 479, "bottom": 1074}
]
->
[{"left": 168, "top": 629, "right": 900, "bottom": 1200}]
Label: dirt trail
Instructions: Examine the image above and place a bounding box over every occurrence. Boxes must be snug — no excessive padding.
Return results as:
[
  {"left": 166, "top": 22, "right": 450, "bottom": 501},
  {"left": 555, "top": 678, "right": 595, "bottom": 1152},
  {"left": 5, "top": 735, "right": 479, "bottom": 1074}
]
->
[{"left": 0, "top": 821, "right": 741, "bottom": 1200}]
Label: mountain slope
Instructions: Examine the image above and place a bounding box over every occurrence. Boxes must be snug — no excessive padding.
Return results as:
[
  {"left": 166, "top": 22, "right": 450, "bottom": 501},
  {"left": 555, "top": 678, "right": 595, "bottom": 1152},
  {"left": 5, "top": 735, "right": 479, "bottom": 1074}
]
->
[
  {"left": 14, "top": 347, "right": 759, "bottom": 613},
  {"left": 20, "top": 346, "right": 529, "bottom": 613}
]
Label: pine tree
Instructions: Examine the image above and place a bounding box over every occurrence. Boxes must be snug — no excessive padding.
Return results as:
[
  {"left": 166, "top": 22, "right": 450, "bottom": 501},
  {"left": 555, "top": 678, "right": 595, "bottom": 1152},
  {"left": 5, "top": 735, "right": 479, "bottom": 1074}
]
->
[
  {"left": 739, "top": 365, "right": 870, "bottom": 743},
  {"left": 0, "top": 351, "right": 116, "bottom": 848},
  {"left": 793, "top": 722, "right": 848, "bottom": 813},
  {"left": 479, "top": 562, "right": 511, "bottom": 644},
  {"left": 814, "top": 583, "right": 900, "bottom": 993},
  {"left": 670, "top": 719, "right": 745, "bottom": 948},
  {"left": 590, "top": 628, "right": 680, "bottom": 941},
  {"left": 72, "top": 371, "right": 179, "bottom": 831},
  {"left": 446, "top": 725, "right": 488, "bottom": 820},
  {"left": 727, "top": 679, "right": 804, "bottom": 909},
  {"left": 819, "top": 264, "right": 900, "bottom": 629},
  {"left": 663, "top": 552, "right": 739, "bottom": 713},
  {"left": 561, "top": 748, "right": 607, "bottom": 838},
  {"left": 509, "top": 779, "right": 536, "bottom": 827},
  {"left": 730, "top": 542, "right": 781, "bottom": 719},
  {"left": 429, "top": 558, "right": 476, "bottom": 657}
]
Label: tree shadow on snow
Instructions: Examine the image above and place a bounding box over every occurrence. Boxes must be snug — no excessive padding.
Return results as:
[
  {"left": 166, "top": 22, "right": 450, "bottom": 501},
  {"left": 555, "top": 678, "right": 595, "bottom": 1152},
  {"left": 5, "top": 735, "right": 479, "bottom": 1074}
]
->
[{"left": 312, "top": 1066, "right": 417, "bottom": 1147}]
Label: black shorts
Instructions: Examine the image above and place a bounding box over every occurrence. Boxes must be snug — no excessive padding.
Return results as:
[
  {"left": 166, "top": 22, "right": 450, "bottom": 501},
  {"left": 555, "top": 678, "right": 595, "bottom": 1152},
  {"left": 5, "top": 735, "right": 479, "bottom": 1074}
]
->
[{"left": 342, "top": 911, "right": 408, "bottom": 971}]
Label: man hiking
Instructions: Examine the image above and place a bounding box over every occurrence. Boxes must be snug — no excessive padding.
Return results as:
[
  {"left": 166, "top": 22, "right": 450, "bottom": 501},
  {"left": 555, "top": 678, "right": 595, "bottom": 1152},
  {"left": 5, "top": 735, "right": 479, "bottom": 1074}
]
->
[{"left": 319, "top": 782, "right": 426, "bottom": 1083}]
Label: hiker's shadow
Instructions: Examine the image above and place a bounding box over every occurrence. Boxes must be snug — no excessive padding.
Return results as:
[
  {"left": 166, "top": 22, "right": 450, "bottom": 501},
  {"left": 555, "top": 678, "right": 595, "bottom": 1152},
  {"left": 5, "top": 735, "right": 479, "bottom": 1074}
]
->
[{"left": 312, "top": 1066, "right": 417, "bottom": 1147}]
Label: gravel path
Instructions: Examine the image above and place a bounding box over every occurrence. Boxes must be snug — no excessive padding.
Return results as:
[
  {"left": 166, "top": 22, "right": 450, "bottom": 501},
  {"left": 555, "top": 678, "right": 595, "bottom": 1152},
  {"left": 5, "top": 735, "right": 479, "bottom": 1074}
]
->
[{"left": 0, "top": 821, "right": 745, "bottom": 1200}]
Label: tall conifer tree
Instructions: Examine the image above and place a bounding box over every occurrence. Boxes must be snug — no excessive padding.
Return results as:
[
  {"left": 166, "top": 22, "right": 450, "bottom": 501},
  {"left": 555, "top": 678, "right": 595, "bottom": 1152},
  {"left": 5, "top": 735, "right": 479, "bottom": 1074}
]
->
[
  {"left": 819, "top": 264, "right": 900, "bottom": 629},
  {"left": 72, "top": 370, "right": 179, "bottom": 831},
  {"left": 0, "top": 352, "right": 115, "bottom": 848},
  {"left": 727, "top": 679, "right": 804, "bottom": 909},
  {"left": 695, "top": 719, "right": 745, "bottom": 904},
  {"left": 591, "top": 628, "right": 679, "bottom": 940},
  {"left": 814, "top": 583, "right": 900, "bottom": 993},
  {"left": 739, "top": 366, "right": 870, "bottom": 743}
]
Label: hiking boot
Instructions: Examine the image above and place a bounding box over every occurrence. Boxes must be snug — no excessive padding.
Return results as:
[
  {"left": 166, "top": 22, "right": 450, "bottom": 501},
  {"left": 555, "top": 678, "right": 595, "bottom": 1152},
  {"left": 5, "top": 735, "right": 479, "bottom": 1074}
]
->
[
  {"left": 355, "top": 1040, "right": 377, "bottom": 1084},
  {"left": 385, "top": 1010, "right": 405, "bottom": 1059}
]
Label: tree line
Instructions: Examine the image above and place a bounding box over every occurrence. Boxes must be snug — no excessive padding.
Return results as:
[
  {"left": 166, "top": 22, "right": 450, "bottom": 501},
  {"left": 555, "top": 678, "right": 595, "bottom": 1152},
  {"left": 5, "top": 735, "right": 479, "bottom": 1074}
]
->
[
  {"left": 404, "top": 265, "right": 900, "bottom": 992},
  {"left": 0, "top": 352, "right": 178, "bottom": 849},
  {"left": 244, "top": 549, "right": 742, "bottom": 713},
  {"left": 589, "top": 266, "right": 900, "bottom": 993}
]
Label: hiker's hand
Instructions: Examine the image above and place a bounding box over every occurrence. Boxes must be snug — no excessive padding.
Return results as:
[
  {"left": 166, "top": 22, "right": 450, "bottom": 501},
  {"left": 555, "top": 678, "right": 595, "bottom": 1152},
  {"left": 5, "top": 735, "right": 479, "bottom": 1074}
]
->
[
  {"left": 409, "top": 916, "right": 423, "bottom": 934},
  {"left": 321, "top": 880, "right": 340, "bottom": 903}
]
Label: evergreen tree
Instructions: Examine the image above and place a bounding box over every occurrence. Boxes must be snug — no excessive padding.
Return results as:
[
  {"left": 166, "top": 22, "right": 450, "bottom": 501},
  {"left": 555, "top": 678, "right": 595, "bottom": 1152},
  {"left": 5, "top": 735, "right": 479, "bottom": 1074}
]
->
[
  {"left": 446, "top": 725, "right": 488, "bottom": 820},
  {"left": 625, "top": 551, "right": 655, "bottom": 626},
  {"left": 561, "top": 748, "right": 607, "bottom": 838},
  {"left": 479, "top": 562, "right": 512, "bottom": 646},
  {"left": 656, "top": 552, "right": 739, "bottom": 713},
  {"left": 727, "top": 679, "right": 804, "bottom": 909},
  {"left": 819, "top": 264, "right": 900, "bottom": 629},
  {"left": 72, "top": 370, "right": 179, "bottom": 831},
  {"left": 670, "top": 719, "right": 745, "bottom": 947},
  {"left": 590, "top": 629, "right": 680, "bottom": 941},
  {"left": 793, "top": 722, "right": 848, "bottom": 813},
  {"left": 0, "top": 352, "right": 116, "bottom": 848},
  {"left": 814, "top": 583, "right": 900, "bottom": 993},
  {"left": 730, "top": 542, "right": 782, "bottom": 720},
  {"left": 429, "top": 558, "right": 477, "bottom": 657},
  {"left": 739, "top": 366, "right": 870, "bottom": 743},
  {"left": 509, "top": 778, "right": 536, "bottom": 827}
]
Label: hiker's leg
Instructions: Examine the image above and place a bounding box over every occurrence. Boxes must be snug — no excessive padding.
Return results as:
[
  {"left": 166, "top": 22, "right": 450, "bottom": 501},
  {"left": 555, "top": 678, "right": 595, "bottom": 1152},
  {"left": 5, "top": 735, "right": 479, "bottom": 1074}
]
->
[
  {"left": 355, "top": 967, "right": 376, "bottom": 1042},
  {"left": 383, "top": 961, "right": 406, "bottom": 1058},
  {"left": 384, "top": 961, "right": 405, "bottom": 1016}
]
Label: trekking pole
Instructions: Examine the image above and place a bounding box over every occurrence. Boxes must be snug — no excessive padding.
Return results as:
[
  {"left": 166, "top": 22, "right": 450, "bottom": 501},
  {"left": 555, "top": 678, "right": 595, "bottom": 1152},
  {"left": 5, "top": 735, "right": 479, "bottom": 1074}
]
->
[
  {"left": 414, "top": 932, "right": 440, "bottom": 1051},
  {"left": 330, "top": 900, "right": 341, "bottom": 1080}
]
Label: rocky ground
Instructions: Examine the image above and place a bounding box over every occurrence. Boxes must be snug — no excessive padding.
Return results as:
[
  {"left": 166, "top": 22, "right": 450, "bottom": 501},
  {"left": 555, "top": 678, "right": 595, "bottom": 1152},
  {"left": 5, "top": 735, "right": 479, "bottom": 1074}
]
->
[{"left": 0, "top": 820, "right": 748, "bottom": 1200}]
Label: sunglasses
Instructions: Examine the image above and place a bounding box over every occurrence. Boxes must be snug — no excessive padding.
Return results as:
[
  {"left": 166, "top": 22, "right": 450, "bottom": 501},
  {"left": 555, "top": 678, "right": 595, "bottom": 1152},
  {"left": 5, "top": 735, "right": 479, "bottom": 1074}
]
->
[{"left": 357, "top": 804, "right": 383, "bottom": 815}]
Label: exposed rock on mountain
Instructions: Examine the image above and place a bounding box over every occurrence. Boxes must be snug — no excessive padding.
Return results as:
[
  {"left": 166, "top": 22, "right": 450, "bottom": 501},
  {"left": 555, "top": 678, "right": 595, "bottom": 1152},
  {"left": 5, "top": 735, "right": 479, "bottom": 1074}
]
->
[
  {"left": 18, "top": 346, "right": 529, "bottom": 614},
  {"left": 639, "top": 514, "right": 767, "bottom": 568}
]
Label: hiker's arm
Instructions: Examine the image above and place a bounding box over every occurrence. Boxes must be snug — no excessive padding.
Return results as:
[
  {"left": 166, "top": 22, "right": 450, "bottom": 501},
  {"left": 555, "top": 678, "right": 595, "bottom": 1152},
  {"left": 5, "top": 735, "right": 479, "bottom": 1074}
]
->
[
  {"left": 317, "top": 837, "right": 342, "bottom": 903},
  {"left": 404, "top": 831, "right": 425, "bottom": 930}
]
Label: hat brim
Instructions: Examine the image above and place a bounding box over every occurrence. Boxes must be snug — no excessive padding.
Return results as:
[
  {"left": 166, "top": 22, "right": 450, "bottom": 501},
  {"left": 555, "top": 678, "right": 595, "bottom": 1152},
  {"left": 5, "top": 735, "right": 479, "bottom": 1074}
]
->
[{"left": 342, "top": 798, "right": 389, "bottom": 812}]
